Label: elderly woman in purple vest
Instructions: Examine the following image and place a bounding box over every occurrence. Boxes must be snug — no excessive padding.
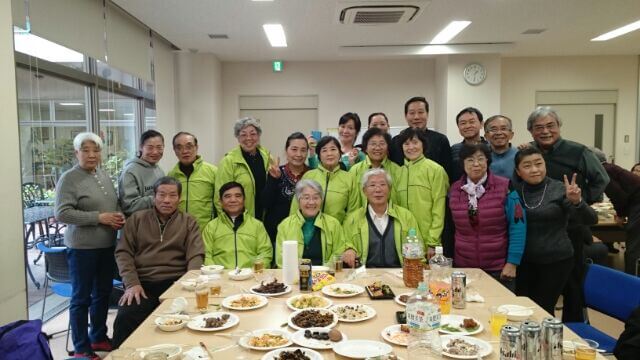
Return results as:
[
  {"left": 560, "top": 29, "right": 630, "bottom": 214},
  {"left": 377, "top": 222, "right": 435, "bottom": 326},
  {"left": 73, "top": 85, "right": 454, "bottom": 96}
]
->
[{"left": 448, "top": 143, "right": 526, "bottom": 292}]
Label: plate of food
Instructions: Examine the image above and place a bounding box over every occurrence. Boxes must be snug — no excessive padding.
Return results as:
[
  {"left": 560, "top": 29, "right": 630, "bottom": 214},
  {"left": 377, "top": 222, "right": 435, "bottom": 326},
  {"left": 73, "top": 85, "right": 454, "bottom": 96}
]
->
[
  {"left": 238, "top": 329, "right": 292, "bottom": 351},
  {"left": 222, "top": 294, "right": 269, "bottom": 311},
  {"left": 288, "top": 308, "right": 338, "bottom": 331},
  {"left": 250, "top": 279, "right": 292, "bottom": 297},
  {"left": 154, "top": 316, "right": 188, "bottom": 332},
  {"left": 201, "top": 264, "right": 224, "bottom": 275},
  {"left": 381, "top": 324, "right": 409, "bottom": 347},
  {"left": 261, "top": 347, "right": 323, "bottom": 360},
  {"left": 333, "top": 340, "right": 393, "bottom": 359},
  {"left": 291, "top": 327, "right": 347, "bottom": 350},
  {"left": 394, "top": 292, "right": 412, "bottom": 306},
  {"left": 186, "top": 312, "right": 239, "bottom": 332},
  {"left": 497, "top": 304, "right": 534, "bottom": 321},
  {"left": 321, "top": 283, "right": 364, "bottom": 298},
  {"left": 366, "top": 281, "right": 395, "bottom": 300},
  {"left": 330, "top": 304, "right": 376, "bottom": 322},
  {"left": 286, "top": 294, "right": 332, "bottom": 311},
  {"left": 441, "top": 335, "right": 492, "bottom": 359},
  {"left": 439, "top": 315, "right": 483, "bottom": 335}
]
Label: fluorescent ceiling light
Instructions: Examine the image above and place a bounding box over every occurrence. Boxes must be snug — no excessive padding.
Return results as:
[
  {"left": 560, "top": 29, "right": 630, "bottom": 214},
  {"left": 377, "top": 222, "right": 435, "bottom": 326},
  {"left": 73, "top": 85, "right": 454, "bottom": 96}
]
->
[
  {"left": 59, "top": 102, "right": 83, "bottom": 106},
  {"left": 252, "top": 0, "right": 274, "bottom": 1},
  {"left": 263, "top": 24, "right": 287, "bottom": 47},
  {"left": 591, "top": 19, "right": 640, "bottom": 41},
  {"left": 430, "top": 21, "right": 471, "bottom": 44},
  {"left": 418, "top": 45, "right": 455, "bottom": 55},
  {"left": 99, "top": 109, "right": 115, "bottom": 112}
]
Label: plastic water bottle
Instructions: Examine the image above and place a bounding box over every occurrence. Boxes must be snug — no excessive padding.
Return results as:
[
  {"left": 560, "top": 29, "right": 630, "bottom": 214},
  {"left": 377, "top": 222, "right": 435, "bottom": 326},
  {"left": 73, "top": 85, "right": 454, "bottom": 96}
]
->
[
  {"left": 402, "top": 228, "right": 424, "bottom": 288},
  {"left": 406, "top": 282, "right": 442, "bottom": 359},
  {"left": 428, "top": 246, "right": 452, "bottom": 314}
]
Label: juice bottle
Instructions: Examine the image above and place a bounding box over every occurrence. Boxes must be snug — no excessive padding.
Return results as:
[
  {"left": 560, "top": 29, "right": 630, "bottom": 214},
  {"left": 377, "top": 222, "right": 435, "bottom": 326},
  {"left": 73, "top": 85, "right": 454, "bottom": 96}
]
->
[
  {"left": 402, "top": 228, "right": 424, "bottom": 288},
  {"left": 428, "top": 246, "right": 452, "bottom": 314}
]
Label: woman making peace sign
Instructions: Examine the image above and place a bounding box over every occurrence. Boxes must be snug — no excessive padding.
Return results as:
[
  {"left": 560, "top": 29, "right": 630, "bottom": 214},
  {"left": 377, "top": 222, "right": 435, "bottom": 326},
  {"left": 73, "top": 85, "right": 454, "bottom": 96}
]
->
[{"left": 513, "top": 147, "right": 597, "bottom": 315}]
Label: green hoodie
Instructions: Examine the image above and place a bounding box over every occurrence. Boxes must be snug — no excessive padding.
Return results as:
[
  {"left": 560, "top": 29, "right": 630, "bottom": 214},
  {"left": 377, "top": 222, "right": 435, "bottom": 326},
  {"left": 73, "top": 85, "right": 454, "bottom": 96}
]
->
[
  {"left": 202, "top": 211, "right": 272, "bottom": 269},
  {"left": 343, "top": 203, "right": 421, "bottom": 265},
  {"left": 396, "top": 155, "right": 449, "bottom": 248},
  {"left": 290, "top": 165, "right": 359, "bottom": 223},
  {"left": 215, "top": 145, "right": 271, "bottom": 218},
  {"left": 167, "top": 156, "right": 217, "bottom": 231},
  {"left": 275, "top": 211, "right": 345, "bottom": 268},
  {"left": 349, "top": 156, "right": 401, "bottom": 208}
]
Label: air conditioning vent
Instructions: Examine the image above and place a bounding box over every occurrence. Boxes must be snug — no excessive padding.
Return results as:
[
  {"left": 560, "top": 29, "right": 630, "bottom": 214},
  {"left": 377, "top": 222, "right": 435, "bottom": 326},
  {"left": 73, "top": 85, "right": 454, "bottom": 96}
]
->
[{"left": 339, "top": 5, "right": 423, "bottom": 24}]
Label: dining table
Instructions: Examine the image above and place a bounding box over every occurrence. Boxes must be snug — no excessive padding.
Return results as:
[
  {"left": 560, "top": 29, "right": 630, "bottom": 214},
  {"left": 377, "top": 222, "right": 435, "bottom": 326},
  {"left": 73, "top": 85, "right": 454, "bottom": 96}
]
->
[{"left": 110, "top": 268, "right": 607, "bottom": 360}]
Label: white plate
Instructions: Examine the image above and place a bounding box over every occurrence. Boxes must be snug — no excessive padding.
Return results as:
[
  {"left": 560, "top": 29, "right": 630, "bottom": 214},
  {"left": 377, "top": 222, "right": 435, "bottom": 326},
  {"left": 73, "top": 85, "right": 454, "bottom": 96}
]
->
[
  {"left": 180, "top": 279, "right": 198, "bottom": 291},
  {"left": 154, "top": 316, "right": 188, "bottom": 332},
  {"left": 261, "top": 347, "right": 323, "bottom": 360},
  {"left": 333, "top": 340, "right": 393, "bottom": 359},
  {"left": 228, "top": 268, "right": 253, "bottom": 281},
  {"left": 497, "top": 304, "right": 534, "bottom": 321},
  {"left": 291, "top": 327, "right": 348, "bottom": 350},
  {"left": 137, "top": 344, "right": 182, "bottom": 360},
  {"left": 286, "top": 294, "right": 332, "bottom": 311},
  {"left": 439, "top": 315, "right": 484, "bottom": 335},
  {"left": 394, "top": 292, "right": 412, "bottom": 307},
  {"left": 201, "top": 264, "right": 224, "bottom": 275},
  {"left": 312, "top": 265, "right": 330, "bottom": 272},
  {"left": 441, "top": 335, "right": 493, "bottom": 359},
  {"left": 380, "top": 324, "right": 409, "bottom": 347},
  {"left": 186, "top": 312, "right": 239, "bottom": 332},
  {"left": 330, "top": 303, "right": 376, "bottom": 322},
  {"left": 238, "top": 329, "right": 292, "bottom": 351},
  {"left": 222, "top": 294, "right": 269, "bottom": 311},
  {"left": 250, "top": 283, "right": 292, "bottom": 297},
  {"left": 288, "top": 308, "right": 338, "bottom": 331},
  {"left": 321, "top": 283, "right": 365, "bottom": 298}
]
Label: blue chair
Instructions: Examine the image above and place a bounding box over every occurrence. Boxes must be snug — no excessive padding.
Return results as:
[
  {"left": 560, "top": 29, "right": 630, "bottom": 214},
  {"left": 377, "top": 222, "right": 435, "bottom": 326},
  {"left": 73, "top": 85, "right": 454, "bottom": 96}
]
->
[{"left": 565, "top": 264, "right": 640, "bottom": 353}]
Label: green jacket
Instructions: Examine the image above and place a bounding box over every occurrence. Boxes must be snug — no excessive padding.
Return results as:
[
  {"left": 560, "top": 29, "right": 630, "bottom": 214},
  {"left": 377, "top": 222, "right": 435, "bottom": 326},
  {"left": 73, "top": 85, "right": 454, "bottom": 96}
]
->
[
  {"left": 167, "top": 156, "right": 217, "bottom": 231},
  {"left": 215, "top": 145, "right": 271, "bottom": 218},
  {"left": 396, "top": 155, "right": 449, "bottom": 247},
  {"left": 275, "top": 211, "right": 346, "bottom": 268},
  {"left": 202, "top": 210, "right": 272, "bottom": 269},
  {"left": 349, "top": 156, "right": 401, "bottom": 208},
  {"left": 343, "top": 203, "right": 421, "bottom": 265},
  {"left": 290, "top": 165, "right": 359, "bottom": 223}
]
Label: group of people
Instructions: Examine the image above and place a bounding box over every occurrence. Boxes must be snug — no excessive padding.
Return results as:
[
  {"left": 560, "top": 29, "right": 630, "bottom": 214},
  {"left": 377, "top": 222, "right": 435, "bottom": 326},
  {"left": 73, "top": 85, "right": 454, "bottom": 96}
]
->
[{"left": 54, "top": 95, "right": 640, "bottom": 359}]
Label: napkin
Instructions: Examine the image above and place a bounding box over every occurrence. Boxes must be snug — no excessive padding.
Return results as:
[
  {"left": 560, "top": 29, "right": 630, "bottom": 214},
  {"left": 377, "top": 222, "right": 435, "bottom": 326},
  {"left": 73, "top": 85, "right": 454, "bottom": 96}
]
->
[
  {"left": 282, "top": 240, "right": 299, "bottom": 285},
  {"left": 166, "top": 296, "right": 188, "bottom": 313},
  {"left": 466, "top": 293, "right": 485, "bottom": 303}
]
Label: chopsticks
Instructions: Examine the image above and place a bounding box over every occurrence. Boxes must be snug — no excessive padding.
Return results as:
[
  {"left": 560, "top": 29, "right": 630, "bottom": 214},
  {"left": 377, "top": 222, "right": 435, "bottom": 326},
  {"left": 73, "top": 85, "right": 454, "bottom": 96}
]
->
[{"left": 200, "top": 341, "right": 215, "bottom": 359}]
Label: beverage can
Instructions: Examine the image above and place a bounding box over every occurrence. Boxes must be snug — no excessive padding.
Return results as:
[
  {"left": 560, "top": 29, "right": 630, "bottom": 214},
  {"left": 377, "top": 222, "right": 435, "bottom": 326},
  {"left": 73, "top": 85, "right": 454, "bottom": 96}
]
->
[
  {"left": 521, "top": 320, "right": 542, "bottom": 360},
  {"left": 299, "top": 259, "right": 312, "bottom": 292},
  {"left": 541, "top": 317, "right": 563, "bottom": 360},
  {"left": 500, "top": 325, "right": 521, "bottom": 360},
  {"left": 451, "top": 271, "right": 466, "bottom": 309}
]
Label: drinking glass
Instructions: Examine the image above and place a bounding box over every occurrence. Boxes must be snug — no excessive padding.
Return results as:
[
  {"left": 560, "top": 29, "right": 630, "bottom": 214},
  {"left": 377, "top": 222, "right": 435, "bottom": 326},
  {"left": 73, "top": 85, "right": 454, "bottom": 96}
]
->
[
  {"left": 573, "top": 339, "right": 598, "bottom": 360},
  {"left": 489, "top": 306, "right": 508, "bottom": 337},
  {"left": 195, "top": 282, "right": 209, "bottom": 312}
]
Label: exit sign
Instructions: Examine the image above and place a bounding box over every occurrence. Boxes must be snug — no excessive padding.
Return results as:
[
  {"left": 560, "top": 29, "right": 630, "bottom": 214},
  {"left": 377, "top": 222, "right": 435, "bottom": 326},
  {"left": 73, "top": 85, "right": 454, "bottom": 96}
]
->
[{"left": 272, "top": 60, "right": 283, "bottom": 72}]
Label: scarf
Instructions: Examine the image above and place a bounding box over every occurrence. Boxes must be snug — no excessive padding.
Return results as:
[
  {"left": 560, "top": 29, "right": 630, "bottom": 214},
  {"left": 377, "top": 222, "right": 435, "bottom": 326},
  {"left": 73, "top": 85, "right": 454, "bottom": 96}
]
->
[{"left": 461, "top": 173, "right": 488, "bottom": 212}]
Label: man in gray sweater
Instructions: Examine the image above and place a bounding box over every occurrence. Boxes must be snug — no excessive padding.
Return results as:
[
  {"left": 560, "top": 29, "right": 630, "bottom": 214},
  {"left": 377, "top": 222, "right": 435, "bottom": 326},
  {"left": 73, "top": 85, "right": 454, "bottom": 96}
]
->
[{"left": 112, "top": 176, "right": 204, "bottom": 348}]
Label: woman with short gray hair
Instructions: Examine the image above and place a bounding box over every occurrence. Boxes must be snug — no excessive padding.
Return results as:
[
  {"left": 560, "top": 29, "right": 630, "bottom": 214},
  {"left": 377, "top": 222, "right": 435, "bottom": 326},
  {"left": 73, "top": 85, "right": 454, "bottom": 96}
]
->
[
  {"left": 275, "top": 179, "right": 345, "bottom": 267},
  {"left": 215, "top": 117, "right": 271, "bottom": 219},
  {"left": 55, "top": 132, "right": 125, "bottom": 357}
]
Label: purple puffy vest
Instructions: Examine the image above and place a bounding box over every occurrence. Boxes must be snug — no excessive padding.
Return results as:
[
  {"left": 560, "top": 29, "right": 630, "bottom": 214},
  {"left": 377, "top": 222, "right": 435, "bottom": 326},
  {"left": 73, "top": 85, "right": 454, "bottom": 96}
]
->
[{"left": 449, "top": 173, "right": 510, "bottom": 271}]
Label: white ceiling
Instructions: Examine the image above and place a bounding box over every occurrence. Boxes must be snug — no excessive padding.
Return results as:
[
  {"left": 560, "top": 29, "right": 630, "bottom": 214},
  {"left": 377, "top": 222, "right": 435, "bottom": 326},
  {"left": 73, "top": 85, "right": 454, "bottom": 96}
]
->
[{"left": 114, "top": 0, "right": 640, "bottom": 61}]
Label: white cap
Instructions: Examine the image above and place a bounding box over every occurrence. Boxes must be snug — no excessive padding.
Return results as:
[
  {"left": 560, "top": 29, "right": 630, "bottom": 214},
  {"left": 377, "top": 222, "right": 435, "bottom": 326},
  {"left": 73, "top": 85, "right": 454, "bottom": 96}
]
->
[{"left": 435, "top": 246, "right": 443, "bottom": 255}]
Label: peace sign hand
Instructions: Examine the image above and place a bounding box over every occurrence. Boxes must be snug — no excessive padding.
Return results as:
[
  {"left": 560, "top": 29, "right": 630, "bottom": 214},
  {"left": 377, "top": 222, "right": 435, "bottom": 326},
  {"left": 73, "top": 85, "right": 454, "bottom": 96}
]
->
[
  {"left": 268, "top": 155, "right": 281, "bottom": 178},
  {"left": 563, "top": 173, "right": 582, "bottom": 205}
]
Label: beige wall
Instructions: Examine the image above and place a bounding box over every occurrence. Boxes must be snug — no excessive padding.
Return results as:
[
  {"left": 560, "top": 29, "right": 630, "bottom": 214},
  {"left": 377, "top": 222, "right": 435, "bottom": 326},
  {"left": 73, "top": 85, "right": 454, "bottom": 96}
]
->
[
  {"left": 0, "top": 0, "right": 28, "bottom": 323},
  {"left": 154, "top": 39, "right": 178, "bottom": 172},
  {"left": 502, "top": 55, "right": 639, "bottom": 169},
  {"left": 220, "top": 60, "right": 436, "bottom": 161}
]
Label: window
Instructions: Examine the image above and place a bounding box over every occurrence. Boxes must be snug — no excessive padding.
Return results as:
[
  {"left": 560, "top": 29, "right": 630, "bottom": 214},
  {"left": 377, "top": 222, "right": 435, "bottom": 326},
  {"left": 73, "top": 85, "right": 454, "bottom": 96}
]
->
[{"left": 98, "top": 90, "right": 137, "bottom": 183}]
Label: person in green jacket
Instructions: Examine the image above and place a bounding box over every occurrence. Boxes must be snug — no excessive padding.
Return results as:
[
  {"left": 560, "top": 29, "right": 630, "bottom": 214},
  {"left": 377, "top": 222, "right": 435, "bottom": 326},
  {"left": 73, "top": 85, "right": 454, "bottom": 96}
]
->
[
  {"left": 276, "top": 179, "right": 346, "bottom": 268},
  {"left": 291, "top": 136, "right": 359, "bottom": 223},
  {"left": 215, "top": 117, "right": 271, "bottom": 219},
  {"left": 349, "top": 127, "right": 400, "bottom": 208},
  {"left": 307, "top": 113, "right": 366, "bottom": 171},
  {"left": 203, "top": 182, "right": 272, "bottom": 269},
  {"left": 395, "top": 127, "right": 449, "bottom": 256},
  {"left": 167, "top": 132, "right": 217, "bottom": 231},
  {"left": 342, "top": 168, "right": 420, "bottom": 268}
]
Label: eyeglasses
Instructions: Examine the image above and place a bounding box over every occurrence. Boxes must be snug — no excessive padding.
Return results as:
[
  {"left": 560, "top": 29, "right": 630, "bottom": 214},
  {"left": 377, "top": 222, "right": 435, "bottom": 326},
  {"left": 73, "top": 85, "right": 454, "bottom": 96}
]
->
[
  {"left": 367, "top": 142, "right": 387, "bottom": 149},
  {"left": 532, "top": 122, "right": 558, "bottom": 132},
  {"left": 143, "top": 145, "right": 164, "bottom": 151},
  {"left": 174, "top": 144, "right": 195, "bottom": 152},
  {"left": 463, "top": 157, "right": 488, "bottom": 165},
  {"left": 299, "top": 195, "right": 322, "bottom": 202},
  {"left": 487, "top": 126, "right": 511, "bottom": 133}
]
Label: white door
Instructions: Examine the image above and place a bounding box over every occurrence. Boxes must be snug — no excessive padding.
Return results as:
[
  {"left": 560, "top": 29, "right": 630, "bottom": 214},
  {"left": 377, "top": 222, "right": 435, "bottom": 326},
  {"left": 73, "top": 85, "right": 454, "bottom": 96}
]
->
[
  {"left": 239, "top": 95, "right": 318, "bottom": 162},
  {"left": 538, "top": 103, "right": 615, "bottom": 161}
]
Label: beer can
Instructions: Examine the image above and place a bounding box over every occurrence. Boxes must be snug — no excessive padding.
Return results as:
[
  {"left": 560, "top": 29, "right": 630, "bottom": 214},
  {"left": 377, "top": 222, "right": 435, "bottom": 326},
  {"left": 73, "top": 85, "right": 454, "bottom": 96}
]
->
[
  {"left": 451, "top": 271, "right": 466, "bottom": 309},
  {"left": 299, "top": 259, "right": 312, "bottom": 292},
  {"left": 500, "top": 325, "right": 522, "bottom": 360},
  {"left": 541, "top": 317, "right": 563, "bottom": 360},
  {"left": 521, "top": 320, "right": 542, "bottom": 360}
]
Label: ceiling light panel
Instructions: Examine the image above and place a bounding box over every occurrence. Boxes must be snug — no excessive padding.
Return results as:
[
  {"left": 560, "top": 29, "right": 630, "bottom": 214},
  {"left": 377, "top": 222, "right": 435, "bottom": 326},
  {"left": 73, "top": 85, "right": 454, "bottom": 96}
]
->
[
  {"left": 591, "top": 19, "right": 640, "bottom": 41},
  {"left": 430, "top": 21, "right": 471, "bottom": 44},
  {"left": 263, "top": 24, "right": 287, "bottom": 47}
]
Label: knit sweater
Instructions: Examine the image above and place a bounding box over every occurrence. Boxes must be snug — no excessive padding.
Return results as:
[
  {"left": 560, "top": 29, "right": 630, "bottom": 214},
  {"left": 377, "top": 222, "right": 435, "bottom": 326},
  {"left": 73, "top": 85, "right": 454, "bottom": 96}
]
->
[
  {"left": 55, "top": 165, "right": 119, "bottom": 249},
  {"left": 517, "top": 177, "right": 597, "bottom": 264},
  {"left": 115, "top": 208, "right": 204, "bottom": 287}
]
